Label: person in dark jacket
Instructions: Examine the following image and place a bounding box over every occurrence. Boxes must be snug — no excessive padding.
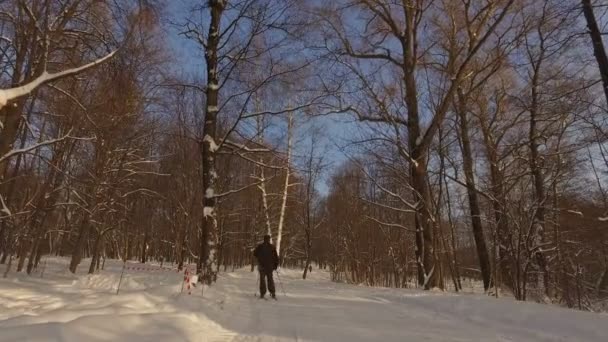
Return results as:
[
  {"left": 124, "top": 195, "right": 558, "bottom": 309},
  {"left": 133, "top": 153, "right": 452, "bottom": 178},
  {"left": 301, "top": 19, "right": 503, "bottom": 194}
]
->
[{"left": 253, "top": 234, "right": 279, "bottom": 298}]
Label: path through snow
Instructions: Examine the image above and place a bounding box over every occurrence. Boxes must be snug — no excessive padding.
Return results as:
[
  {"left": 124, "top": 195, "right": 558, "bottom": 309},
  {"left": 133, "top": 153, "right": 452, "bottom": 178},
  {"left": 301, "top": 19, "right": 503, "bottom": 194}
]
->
[{"left": 0, "top": 258, "right": 607, "bottom": 341}]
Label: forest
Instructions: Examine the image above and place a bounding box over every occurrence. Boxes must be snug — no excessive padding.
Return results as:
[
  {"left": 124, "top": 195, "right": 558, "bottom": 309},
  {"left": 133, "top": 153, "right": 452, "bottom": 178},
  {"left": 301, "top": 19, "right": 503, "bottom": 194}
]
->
[{"left": 1, "top": 0, "right": 608, "bottom": 312}]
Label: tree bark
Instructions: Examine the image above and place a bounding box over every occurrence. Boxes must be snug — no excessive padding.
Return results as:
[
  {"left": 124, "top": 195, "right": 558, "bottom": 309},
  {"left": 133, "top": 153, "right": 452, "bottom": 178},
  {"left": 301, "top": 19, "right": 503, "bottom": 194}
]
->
[
  {"left": 410, "top": 154, "right": 437, "bottom": 289},
  {"left": 0, "top": 105, "right": 26, "bottom": 178},
  {"left": 478, "top": 108, "right": 518, "bottom": 297},
  {"left": 401, "top": 7, "right": 437, "bottom": 289},
  {"left": 88, "top": 231, "right": 104, "bottom": 274},
  {"left": 456, "top": 88, "right": 492, "bottom": 291},
  {"left": 141, "top": 227, "right": 148, "bottom": 264},
  {"left": 582, "top": 0, "right": 608, "bottom": 106},
  {"left": 69, "top": 214, "right": 92, "bottom": 274},
  {"left": 528, "top": 41, "right": 550, "bottom": 298},
  {"left": 198, "top": 0, "right": 225, "bottom": 285},
  {"left": 276, "top": 113, "right": 293, "bottom": 258}
]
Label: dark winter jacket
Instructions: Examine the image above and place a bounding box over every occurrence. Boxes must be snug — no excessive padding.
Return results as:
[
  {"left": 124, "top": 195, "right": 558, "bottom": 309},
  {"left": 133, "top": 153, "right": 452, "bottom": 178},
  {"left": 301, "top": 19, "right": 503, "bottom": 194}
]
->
[{"left": 253, "top": 242, "right": 279, "bottom": 272}]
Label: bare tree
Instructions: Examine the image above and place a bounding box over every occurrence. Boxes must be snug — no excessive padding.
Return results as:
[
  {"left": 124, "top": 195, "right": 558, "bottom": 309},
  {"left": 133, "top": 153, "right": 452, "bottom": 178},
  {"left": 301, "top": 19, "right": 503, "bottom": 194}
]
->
[
  {"left": 181, "top": 0, "right": 319, "bottom": 284},
  {"left": 581, "top": 0, "right": 608, "bottom": 106},
  {"left": 317, "top": 0, "right": 515, "bottom": 289}
]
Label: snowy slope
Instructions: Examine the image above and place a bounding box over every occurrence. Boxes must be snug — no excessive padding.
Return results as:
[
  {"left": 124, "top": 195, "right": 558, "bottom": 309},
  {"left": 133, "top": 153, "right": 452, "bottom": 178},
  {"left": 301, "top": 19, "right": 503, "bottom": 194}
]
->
[{"left": 0, "top": 258, "right": 607, "bottom": 342}]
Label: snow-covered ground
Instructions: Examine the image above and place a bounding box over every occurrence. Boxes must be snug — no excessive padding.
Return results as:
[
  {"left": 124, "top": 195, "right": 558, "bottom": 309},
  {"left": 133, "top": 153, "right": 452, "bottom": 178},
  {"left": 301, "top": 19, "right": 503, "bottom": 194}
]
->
[{"left": 1, "top": 258, "right": 607, "bottom": 341}]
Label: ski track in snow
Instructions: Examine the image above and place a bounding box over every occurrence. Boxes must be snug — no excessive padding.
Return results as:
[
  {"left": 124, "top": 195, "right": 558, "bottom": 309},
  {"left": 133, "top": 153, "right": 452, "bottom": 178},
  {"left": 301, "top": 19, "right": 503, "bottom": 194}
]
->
[{"left": 0, "top": 258, "right": 607, "bottom": 341}]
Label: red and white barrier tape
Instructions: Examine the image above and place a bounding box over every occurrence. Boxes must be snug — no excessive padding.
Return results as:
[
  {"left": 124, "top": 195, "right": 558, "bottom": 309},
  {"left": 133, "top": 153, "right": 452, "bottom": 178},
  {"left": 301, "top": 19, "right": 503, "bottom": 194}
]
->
[
  {"left": 119, "top": 263, "right": 197, "bottom": 295},
  {"left": 123, "top": 265, "right": 181, "bottom": 272}
]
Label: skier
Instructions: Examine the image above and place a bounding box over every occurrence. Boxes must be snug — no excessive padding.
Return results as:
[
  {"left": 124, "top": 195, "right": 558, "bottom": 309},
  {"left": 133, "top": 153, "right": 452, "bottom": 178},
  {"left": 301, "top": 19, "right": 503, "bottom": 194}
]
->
[{"left": 253, "top": 234, "right": 279, "bottom": 299}]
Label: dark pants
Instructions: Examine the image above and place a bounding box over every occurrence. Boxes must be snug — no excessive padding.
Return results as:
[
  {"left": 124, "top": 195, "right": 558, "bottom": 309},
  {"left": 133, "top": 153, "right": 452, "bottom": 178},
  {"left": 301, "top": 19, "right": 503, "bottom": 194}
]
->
[{"left": 259, "top": 269, "right": 275, "bottom": 296}]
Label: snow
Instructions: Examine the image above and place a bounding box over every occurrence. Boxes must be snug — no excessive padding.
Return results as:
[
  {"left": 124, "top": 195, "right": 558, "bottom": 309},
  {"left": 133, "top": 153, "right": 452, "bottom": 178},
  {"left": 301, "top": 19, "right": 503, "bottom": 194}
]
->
[
  {"left": 0, "top": 135, "right": 72, "bottom": 164},
  {"left": 205, "top": 188, "right": 214, "bottom": 199},
  {"left": 203, "top": 206, "right": 214, "bottom": 217},
  {"left": 422, "top": 265, "right": 435, "bottom": 288},
  {"left": 0, "top": 90, "right": 7, "bottom": 108},
  {"left": 203, "top": 134, "right": 219, "bottom": 152},
  {"left": 0, "top": 51, "right": 116, "bottom": 110},
  {"left": 1, "top": 258, "right": 607, "bottom": 342},
  {"left": 0, "top": 194, "right": 11, "bottom": 216},
  {"left": 566, "top": 210, "right": 583, "bottom": 216}
]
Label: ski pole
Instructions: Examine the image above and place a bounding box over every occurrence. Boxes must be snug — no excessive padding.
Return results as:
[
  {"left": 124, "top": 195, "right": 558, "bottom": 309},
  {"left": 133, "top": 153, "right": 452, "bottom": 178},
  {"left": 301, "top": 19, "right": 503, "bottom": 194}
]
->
[
  {"left": 275, "top": 270, "right": 287, "bottom": 297},
  {"left": 116, "top": 260, "right": 126, "bottom": 295},
  {"left": 255, "top": 269, "right": 260, "bottom": 297}
]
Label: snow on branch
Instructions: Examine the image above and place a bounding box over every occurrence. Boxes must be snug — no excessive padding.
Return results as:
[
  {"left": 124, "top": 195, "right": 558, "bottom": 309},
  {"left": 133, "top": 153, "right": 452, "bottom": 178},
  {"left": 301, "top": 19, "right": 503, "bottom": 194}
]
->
[
  {"left": 223, "top": 139, "right": 271, "bottom": 153},
  {"left": 350, "top": 106, "right": 408, "bottom": 127},
  {"left": 0, "top": 131, "right": 85, "bottom": 164},
  {"left": 422, "top": 266, "right": 436, "bottom": 289},
  {"left": 240, "top": 101, "right": 330, "bottom": 120},
  {"left": 444, "top": 173, "right": 496, "bottom": 202},
  {"left": 357, "top": 162, "right": 419, "bottom": 211},
  {"left": 361, "top": 197, "right": 416, "bottom": 214},
  {"left": 203, "top": 134, "right": 220, "bottom": 152},
  {"left": 230, "top": 151, "right": 287, "bottom": 170},
  {"left": 211, "top": 175, "right": 278, "bottom": 199},
  {"left": 0, "top": 50, "right": 117, "bottom": 110},
  {"left": 566, "top": 210, "right": 583, "bottom": 217},
  {"left": 0, "top": 193, "right": 11, "bottom": 217},
  {"left": 367, "top": 216, "right": 416, "bottom": 232}
]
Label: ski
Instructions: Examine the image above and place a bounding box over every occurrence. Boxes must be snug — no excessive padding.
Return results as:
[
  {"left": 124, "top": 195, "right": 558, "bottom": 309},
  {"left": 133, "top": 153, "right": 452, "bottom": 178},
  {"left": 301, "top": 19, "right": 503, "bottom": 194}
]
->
[{"left": 254, "top": 294, "right": 274, "bottom": 301}]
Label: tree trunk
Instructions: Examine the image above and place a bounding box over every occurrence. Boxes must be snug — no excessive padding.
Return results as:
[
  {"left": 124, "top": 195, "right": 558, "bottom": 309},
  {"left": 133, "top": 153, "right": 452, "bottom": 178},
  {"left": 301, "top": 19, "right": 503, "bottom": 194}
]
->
[
  {"left": 479, "top": 112, "right": 518, "bottom": 297},
  {"left": 69, "top": 215, "right": 91, "bottom": 273},
  {"left": 493, "top": 160, "right": 517, "bottom": 291},
  {"left": 582, "top": 0, "right": 608, "bottom": 106},
  {"left": 410, "top": 155, "right": 437, "bottom": 289},
  {"left": 16, "top": 240, "right": 28, "bottom": 272},
  {"left": 3, "top": 254, "right": 12, "bottom": 278},
  {"left": 303, "top": 229, "right": 312, "bottom": 280},
  {"left": 0, "top": 225, "right": 6, "bottom": 264},
  {"left": 456, "top": 88, "right": 492, "bottom": 291},
  {"left": 141, "top": 229, "right": 148, "bottom": 264},
  {"left": 528, "top": 51, "right": 550, "bottom": 298},
  {"left": 255, "top": 112, "right": 272, "bottom": 240},
  {"left": 0, "top": 249, "right": 7, "bottom": 264},
  {"left": 401, "top": 6, "right": 437, "bottom": 289},
  {"left": 443, "top": 166, "right": 462, "bottom": 291},
  {"left": 0, "top": 104, "right": 26, "bottom": 179},
  {"left": 26, "top": 236, "right": 42, "bottom": 275},
  {"left": 276, "top": 113, "right": 293, "bottom": 258},
  {"left": 198, "top": 0, "right": 225, "bottom": 285},
  {"left": 88, "top": 231, "right": 104, "bottom": 274},
  {"left": 258, "top": 166, "right": 272, "bottom": 237},
  {"left": 0, "top": 99, "right": 37, "bottom": 262},
  {"left": 0, "top": 37, "right": 41, "bottom": 177}
]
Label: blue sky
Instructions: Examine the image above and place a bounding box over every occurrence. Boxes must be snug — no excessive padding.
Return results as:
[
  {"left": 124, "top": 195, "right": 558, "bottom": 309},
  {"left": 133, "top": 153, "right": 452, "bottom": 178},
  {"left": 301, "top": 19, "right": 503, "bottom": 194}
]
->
[
  {"left": 160, "top": 0, "right": 355, "bottom": 195},
  {"left": 159, "top": 0, "right": 608, "bottom": 197}
]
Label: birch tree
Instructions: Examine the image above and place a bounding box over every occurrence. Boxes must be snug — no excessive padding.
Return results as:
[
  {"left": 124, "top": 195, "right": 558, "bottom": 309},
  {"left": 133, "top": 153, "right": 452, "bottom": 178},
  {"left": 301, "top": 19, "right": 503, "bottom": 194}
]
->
[
  {"left": 181, "top": 0, "right": 316, "bottom": 284},
  {"left": 276, "top": 112, "right": 294, "bottom": 258}
]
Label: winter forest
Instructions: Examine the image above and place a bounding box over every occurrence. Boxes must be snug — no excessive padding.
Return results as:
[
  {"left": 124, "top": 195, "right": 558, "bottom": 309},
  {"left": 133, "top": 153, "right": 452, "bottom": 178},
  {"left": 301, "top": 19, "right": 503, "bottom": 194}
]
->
[{"left": 2, "top": 0, "right": 608, "bottom": 315}]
